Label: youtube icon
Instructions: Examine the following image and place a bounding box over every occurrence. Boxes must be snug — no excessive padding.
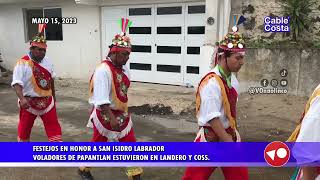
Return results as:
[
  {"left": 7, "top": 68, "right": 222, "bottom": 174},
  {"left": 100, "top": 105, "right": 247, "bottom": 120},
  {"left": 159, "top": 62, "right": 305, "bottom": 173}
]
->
[{"left": 264, "top": 141, "right": 290, "bottom": 167}]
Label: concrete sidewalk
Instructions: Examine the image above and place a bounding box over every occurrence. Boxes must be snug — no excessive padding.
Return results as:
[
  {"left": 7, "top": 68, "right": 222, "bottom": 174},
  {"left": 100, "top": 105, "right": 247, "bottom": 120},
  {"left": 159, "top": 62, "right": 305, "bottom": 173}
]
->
[{"left": 0, "top": 76, "right": 303, "bottom": 179}]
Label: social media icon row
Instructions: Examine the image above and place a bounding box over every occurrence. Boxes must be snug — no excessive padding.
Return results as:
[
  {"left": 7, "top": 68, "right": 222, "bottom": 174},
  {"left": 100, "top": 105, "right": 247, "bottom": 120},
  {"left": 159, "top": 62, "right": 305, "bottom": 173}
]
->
[{"left": 260, "top": 79, "right": 287, "bottom": 87}]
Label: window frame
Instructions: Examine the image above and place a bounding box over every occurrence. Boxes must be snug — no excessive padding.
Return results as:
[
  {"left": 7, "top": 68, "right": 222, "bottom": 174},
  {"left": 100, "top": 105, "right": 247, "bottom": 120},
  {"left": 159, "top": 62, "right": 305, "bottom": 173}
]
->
[
  {"left": 129, "top": 7, "right": 152, "bottom": 16},
  {"left": 157, "top": 6, "right": 182, "bottom": 15},
  {"left": 187, "top": 5, "right": 205, "bottom": 14},
  {"left": 23, "top": 7, "right": 63, "bottom": 42}
]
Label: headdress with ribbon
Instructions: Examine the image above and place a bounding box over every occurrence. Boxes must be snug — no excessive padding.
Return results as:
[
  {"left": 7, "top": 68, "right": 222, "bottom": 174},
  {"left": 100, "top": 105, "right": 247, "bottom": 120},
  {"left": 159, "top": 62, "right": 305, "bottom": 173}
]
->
[
  {"left": 30, "top": 24, "right": 47, "bottom": 49},
  {"left": 213, "top": 15, "right": 246, "bottom": 66},
  {"left": 109, "top": 18, "right": 133, "bottom": 54}
]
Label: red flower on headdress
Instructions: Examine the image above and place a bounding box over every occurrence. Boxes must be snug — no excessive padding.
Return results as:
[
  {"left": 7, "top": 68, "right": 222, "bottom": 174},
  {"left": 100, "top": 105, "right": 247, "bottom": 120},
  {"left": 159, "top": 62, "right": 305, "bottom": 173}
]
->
[
  {"left": 122, "top": 36, "right": 130, "bottom": 42},
  {"left": 115, "top": 34, "right": 120, "bottom": 39}
]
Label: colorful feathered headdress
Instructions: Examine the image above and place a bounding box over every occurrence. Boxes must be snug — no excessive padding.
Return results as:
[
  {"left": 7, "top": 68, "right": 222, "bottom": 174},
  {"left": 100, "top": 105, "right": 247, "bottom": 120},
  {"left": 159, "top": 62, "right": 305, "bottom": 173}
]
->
[
  {"left": 30, "top": 24, "right": 47, "bottom": 49},
  {"left": 213, "top": 15, "right": 247, "bottom": 66},
  {"left": 109, "top": 18, "right": 133, "bottom": 53}
]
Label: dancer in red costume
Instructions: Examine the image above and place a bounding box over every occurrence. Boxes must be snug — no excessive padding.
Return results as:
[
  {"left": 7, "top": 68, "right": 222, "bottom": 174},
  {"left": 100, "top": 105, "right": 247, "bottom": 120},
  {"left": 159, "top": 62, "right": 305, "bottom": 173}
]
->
[
  {"left": 11, "top": 24, "right": 62, "bottom": 142},
  {"left": 78, "top": 18, "right": 142, "bottom": 180},
  {"left": 182, "top": 26, "right": 248, "bottom": 180}
]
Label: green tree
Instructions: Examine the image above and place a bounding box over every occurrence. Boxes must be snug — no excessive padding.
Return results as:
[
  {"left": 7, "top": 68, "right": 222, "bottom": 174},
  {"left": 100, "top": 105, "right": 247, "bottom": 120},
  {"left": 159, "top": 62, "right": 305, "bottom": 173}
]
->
[{"left": 281, "top": 0, "right": 316, "bottom": 41}]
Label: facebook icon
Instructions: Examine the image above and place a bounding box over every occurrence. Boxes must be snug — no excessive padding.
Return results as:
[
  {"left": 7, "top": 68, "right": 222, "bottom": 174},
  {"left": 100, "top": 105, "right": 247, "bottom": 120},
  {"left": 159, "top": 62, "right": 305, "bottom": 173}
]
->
[{"left": 260, "top": 79, "right": 269, "bottom": 87}]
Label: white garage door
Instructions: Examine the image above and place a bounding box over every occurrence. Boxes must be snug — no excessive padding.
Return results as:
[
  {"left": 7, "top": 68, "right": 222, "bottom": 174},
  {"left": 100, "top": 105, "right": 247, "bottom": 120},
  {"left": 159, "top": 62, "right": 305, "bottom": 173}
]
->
[{"left": 102, "top": 2, "right": 205, "bottom": 86}]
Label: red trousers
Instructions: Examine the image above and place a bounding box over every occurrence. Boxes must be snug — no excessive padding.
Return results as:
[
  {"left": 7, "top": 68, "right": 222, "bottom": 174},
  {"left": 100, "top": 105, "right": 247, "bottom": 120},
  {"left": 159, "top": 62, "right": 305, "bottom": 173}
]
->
[
  {"left": 81, "top": 125, "right": 141, "bottom": 175},
  {"left": 91, "top": 125, "right": 136, "bottom": 142},
  {"left": 182, "top": 131, "right": 249, "bottom": 180},
  {"left": 18, "top": 106, "right": 62, "bottom": 142},
  {"left": 183, "top": 166, "right": 249, "bottom": 180},
  {"left": 79, "top": 125, "right": 136, "bottom": 172}
]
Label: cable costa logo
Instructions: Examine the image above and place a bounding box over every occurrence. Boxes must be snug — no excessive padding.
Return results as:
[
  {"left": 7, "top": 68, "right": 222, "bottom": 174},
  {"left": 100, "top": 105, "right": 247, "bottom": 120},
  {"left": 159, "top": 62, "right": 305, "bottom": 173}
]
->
[{"left": 264, "top": 16, "right": 290, "bottom": 32}]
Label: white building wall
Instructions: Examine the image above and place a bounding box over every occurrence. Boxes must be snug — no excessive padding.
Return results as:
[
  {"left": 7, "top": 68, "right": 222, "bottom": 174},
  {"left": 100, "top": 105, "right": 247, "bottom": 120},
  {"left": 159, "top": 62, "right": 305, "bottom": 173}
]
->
[
  {"left": 100, "top": 0, "right": 204, "bottom": 6},
  {"left": 0, "top": 0, "right": 231, "bottom": 84},
  {"left": 199, "top": 0, "right": 231, "bottom": 78},
  {"left": 0, "top": 0, "right": 101, "bottom": 79}
]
